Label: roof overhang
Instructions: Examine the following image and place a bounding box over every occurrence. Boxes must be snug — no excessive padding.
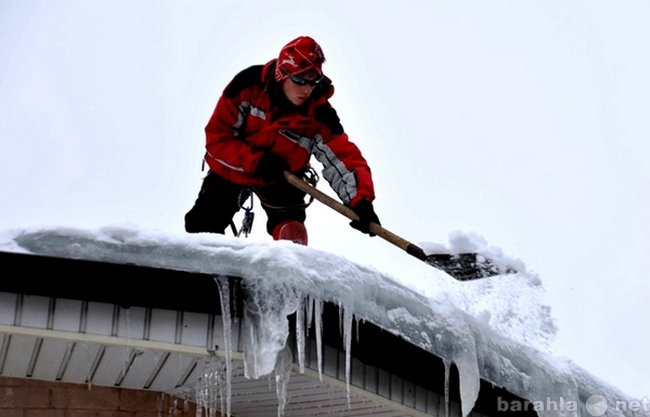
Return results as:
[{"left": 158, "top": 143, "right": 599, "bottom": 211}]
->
[{"left": 0, "top": 251, "right": 534, "bottom": 417}]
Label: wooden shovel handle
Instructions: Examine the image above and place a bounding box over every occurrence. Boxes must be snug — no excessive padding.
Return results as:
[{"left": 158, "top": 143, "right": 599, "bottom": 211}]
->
[{"left": 284, "top": 171, "right": 428, "bottom": 261}]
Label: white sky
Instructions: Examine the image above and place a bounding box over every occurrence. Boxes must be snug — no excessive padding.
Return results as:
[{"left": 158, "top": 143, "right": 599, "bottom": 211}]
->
[{"left": 1, "top": 0, "right": 648, "bottom": 399}]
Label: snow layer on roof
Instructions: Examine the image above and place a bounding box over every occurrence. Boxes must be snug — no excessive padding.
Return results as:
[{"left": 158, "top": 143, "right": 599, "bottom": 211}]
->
[{"left": 0, "top": 226, "right": 642, "bottom": 417}]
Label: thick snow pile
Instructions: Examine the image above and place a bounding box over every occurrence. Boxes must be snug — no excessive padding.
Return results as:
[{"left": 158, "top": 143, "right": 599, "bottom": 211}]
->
[{"left": 0, "top": 226, "right": 642, "bottom": 417}]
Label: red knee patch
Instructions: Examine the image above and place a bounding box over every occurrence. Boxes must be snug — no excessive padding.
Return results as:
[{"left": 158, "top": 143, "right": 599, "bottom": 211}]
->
[{"left": 272, "top": 221, "right": 308, "bottom": 245}]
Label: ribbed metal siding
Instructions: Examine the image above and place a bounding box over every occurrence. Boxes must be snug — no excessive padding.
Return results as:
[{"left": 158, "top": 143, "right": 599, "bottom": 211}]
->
[{"left": 0, "top": 291, "right": 473, "bottom": 417}]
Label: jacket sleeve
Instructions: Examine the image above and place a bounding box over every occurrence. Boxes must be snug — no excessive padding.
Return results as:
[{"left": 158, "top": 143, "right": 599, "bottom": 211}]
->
[
  {"left": 312, "top": 104, "right": 375, "bottom": 207},
  {"left": 204, "top": 94, "right": 262, "bottom": 176}
]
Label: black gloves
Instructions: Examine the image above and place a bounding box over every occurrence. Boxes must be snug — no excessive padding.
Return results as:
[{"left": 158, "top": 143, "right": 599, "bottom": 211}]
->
[
  {"left": 350, "top": 199, "right": 380, "bottom": 236},
  {"left": 256, "top": 152, "right": 289, "bottom": 182}
]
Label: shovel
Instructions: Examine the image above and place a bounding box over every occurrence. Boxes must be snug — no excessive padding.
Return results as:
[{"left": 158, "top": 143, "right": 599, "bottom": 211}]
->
[{"left": 284, "top": 170, "right": 511, "bottom": 281}]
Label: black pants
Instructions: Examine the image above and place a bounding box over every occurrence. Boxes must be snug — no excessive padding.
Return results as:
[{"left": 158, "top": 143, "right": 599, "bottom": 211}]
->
[{"left": 184, "top": 171, "right": 307, "bottom": 236}]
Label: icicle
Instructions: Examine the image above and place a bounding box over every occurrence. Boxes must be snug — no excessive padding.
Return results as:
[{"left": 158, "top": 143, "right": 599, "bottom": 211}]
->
[
  {"left": 306, "top": 295, "right": 314, "bottom": 333},
  {"left": 194, "top": 353, "right": 227, "bottom": 417},
  {"left": 242, "top": 303, "right": 262, "bottom": 378},
  {"left": 239, "top": 279, "right": 301, "bottom": 380},
  {"left": 118, "top": 306, "right": 130, "bottom": 375},
  {"left": 214, "top": 276, "right": 232, "bottom": 417},
  {"left": 455, "top": 356, "right": 480, "bottom": 417},
  {"left": 342, "top": 306, "right": 354, "bottom": 408},
  {"left": 313, "top": 298, "right": 323, "bottom": 381},
  {"left": 443, "top": 358, "right": 451, "bottom": 417},
  {"left": 355, "top": 315, "right": 361, "bottom": 343},
  {"left": 274, "top": 342, "right": 293, "bottom": 417},
  {"left": 295, "top": 297, "right": 305, "bottom": 374},
  {"left": 338, "top": 302, "right": 344, "bottom": 336}
]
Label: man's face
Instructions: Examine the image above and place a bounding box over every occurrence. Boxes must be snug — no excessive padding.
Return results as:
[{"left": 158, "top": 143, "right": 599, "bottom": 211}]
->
[{"left": 281, "top": 71, "right": 322, "bottom": 106}]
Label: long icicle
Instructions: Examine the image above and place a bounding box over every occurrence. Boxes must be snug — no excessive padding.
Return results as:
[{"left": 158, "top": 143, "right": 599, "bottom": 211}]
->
[{"left": 214, "top": 276, "right": 232, "bottom": 417}]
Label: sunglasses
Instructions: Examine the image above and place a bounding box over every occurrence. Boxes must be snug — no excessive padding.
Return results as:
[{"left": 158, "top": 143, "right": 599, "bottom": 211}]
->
[{"left": 285, "top": 71, "right": 323, "bottom": 87}]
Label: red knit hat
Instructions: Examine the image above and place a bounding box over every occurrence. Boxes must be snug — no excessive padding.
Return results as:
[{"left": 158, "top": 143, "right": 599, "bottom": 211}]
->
[{"left": 274, "top": 36, "right": 326, "bottom": 82}]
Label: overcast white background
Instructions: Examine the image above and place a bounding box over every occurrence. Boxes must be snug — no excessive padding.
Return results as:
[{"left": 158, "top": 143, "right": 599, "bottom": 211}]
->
[{"left": 1, "top": 1, "right": 648, "bottom": 399}]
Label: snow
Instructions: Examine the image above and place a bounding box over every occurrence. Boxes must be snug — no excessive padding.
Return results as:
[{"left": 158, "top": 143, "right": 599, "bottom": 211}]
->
[{"left": 0, "top": 225, "right": 643, "bottom": 417}]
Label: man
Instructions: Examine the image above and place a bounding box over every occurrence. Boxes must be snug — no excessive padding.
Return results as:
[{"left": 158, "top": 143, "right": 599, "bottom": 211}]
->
[{"left": 185, "top": 36, "right": 380, "bottom": 245}]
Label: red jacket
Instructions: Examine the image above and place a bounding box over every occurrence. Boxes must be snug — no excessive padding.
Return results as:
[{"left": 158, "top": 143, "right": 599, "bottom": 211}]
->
[{"left": 203, "top": 59, "right": 375, "bottom": 207}]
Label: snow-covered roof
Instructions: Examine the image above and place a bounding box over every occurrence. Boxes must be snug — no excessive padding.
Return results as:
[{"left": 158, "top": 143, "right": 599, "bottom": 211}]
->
[{"left": 0, "top": 226, "right": 642, "bottom": 417}]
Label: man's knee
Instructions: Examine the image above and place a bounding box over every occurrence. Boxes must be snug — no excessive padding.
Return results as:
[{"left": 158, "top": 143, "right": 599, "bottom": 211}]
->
[{"left": 272, "top": 220, "right": 308, "bottom": 245}]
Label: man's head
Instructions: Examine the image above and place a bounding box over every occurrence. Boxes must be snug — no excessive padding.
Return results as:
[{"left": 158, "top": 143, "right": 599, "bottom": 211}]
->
[{"left": 274, "top": 36, "right": 326, "bottom": 83}]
